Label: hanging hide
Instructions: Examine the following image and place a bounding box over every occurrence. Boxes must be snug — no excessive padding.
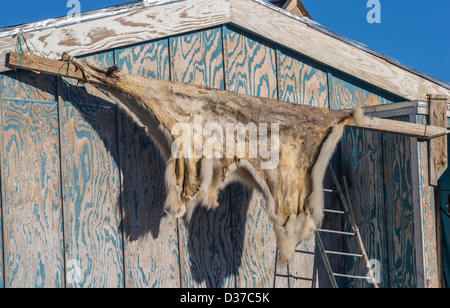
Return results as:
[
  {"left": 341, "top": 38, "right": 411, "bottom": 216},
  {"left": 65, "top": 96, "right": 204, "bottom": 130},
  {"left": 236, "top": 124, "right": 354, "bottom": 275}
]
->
[{"left": 67, "top": 56, "right": 361, "bottom": 263}]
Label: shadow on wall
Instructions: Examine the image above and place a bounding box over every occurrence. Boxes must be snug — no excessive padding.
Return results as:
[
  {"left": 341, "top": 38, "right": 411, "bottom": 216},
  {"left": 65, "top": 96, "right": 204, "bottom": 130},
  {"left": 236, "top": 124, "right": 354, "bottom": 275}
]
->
[{"left": 9, "top": 70, "right": 249, "bottom": 287}]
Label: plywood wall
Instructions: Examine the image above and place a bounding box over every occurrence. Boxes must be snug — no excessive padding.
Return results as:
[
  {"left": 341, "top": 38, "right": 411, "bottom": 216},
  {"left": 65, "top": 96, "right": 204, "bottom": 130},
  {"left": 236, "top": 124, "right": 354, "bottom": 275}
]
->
[{"left": 0, "top": 25, "right": 423, "bottom": 288}]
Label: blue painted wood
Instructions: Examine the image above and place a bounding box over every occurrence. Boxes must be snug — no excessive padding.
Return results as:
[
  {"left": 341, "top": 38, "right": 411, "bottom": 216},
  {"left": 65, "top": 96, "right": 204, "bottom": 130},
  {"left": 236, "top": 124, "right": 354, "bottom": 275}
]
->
[
  {"left": 415, "top": 115, "right": 439, "bottom": 288},
  {"left": 223, "top": 25, "right": 278, "bottom": 288},
  {"left": 341, "top": 128, "right": 389, "bottom": 288},
  {"left": 328, "top": 67, "right": 410, "bottom": 288},
  {"left": 115, "top": 39, "right": 171, "bottom": 79},
  {"left": 382, "top": 116, "right": 416, "bottom": 288},
  {"left": 0, "top": 75, "right": 4, "bottom": 289},
  {"left": 0, "top": 97, "right": 65, "bottom": 288},
  {"left": 59, "top": 52, "right": 116, "bottom": 108},
  {"left": 223, "top": 25, "right": 277, "bottom": 99},
  {"left": 328, "top": 69, "right": 403, "bottom": 110},
  {"left": 170, "top": 27, "right": 235, "bottom": 288},
  {"left": 59, "top": 52, "right": 125, "bottom": 288},
  {"left": 170, "top": 28, "right": 225, "bottom": 89},
  {"left": 115, "top": 39, "right": 181, "bottom": 288},
  {"left": 276, "top": 48, "right": 329, "bottom": 108}
]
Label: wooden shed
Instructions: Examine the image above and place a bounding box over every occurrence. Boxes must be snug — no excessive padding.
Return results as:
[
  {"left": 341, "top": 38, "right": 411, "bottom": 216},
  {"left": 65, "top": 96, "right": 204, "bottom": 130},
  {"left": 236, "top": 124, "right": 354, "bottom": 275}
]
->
[{"left": 0, "top": 0, "right": 449, "bottom": 288}]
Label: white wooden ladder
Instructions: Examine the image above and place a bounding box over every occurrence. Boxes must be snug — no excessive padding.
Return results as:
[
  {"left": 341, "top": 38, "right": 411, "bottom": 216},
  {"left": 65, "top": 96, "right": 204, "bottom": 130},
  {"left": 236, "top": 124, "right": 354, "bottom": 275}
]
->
[{"left": 315, "top": 166, "right": 380, "bottom": 288}]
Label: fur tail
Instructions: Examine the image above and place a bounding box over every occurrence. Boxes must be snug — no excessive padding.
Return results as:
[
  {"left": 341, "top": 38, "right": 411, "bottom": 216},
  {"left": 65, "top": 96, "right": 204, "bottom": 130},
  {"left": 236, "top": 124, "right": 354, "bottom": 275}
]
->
[{"left": 277, "top": 108, "right": 363, "bottom": 264}]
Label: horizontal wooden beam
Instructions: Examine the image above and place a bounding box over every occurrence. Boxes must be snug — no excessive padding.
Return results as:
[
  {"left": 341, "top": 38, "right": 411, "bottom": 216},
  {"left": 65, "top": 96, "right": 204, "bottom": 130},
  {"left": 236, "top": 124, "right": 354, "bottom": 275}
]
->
[
  {"left": 8, "top": 51, "right": 84, "bottom": 80},
  {"left": 345, "top": 115, "right": 448, "bottom": 140},
  {"left": 6, "top": 52, "right": 449, "bottom": 141}
]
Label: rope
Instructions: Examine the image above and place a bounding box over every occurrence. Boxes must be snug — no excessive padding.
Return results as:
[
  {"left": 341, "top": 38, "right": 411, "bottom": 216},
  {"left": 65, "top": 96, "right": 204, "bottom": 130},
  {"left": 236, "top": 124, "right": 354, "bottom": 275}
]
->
[
  {"left": 15, "top": 32, "right": 24, "bottom": 67},
  {"left": 58, "top": 55, "right": 74, "bottom": 88}
]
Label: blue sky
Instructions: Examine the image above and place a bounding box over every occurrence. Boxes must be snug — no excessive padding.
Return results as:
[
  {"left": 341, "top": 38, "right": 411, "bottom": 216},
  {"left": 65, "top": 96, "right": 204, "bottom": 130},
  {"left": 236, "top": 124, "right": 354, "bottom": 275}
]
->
[{"left": 0, "top": 0, "right": 448, "bottom": 82}]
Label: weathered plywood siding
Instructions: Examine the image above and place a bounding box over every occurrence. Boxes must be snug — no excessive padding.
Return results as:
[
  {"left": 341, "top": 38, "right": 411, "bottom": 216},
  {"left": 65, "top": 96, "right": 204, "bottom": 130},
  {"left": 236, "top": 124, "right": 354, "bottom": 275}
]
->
[
  {"left": 59, "top": 53, "right": 125, "bottom": 288},
  {"left": 415, "top": 115, "right": 439, "bottom": 288},
  {"left": 115, "top": 39, "right": 180, "bottom": 288},
  {"left": 382, "top": 116, "right": 417, "bottom": 288},
  {"left": 170, "top": 27, "right": 235, "bottom": 288},
  {"left": 0, "top": 25, "right": 431, "bottom": 288},
  {"left": 223, "top": 25, "right": 279, "bottom": 288},
  {"left": 0, "top": 72, "right": 65, "bottom": 288},
  {"left": 276, "top": 49, "right": 329, "bottom": 109},
  {"left": 329, "top": 70, "right": 422, "bottom": 288}
]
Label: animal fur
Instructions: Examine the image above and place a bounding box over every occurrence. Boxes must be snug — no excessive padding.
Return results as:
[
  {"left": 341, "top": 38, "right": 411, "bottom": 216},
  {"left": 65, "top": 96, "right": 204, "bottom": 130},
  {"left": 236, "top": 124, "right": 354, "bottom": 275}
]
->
[{"left": 67, "top": 57, "right": 362, "bottom": 264}]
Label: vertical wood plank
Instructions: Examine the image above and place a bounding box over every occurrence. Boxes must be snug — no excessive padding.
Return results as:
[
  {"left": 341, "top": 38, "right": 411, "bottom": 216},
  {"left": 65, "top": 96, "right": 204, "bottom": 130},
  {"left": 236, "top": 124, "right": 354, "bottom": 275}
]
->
[
  {"left": 171, "top": 27, "right": 235, "bottom": 288},
  {"left": 428, "top": 95, "right": 448, "bottom": 186},
  {"left": 340, "top": 129, "right": 389, "bottom": 288},
  {"left": 382, "top": 116, "right": 417, "bottom": 288},
  {"left": 223, "top": 26, "right": 277, "bottom": 99},
  {"left": 115, "top": 39, "right": 181, "bottom": 288},
  {"left": 0, "top": 76, "right": 4, "bottom": 289},
  {"left": 415, "top": 115, "right": 439, "bottom": 288},
  {"left": 276, "top": 52, "right": 341, "bottom": 288},
  {"left": 276, "top": 49, "right": 329, "bottom": 108},
  {"left": 0, "top": 97, "right": 65, "bottom": 288},
  {"left": 170, "top": 29, "right": 225, "bottom": 89},
  {"left": 0, "top": 71, "right": 56, "bottom": 102},
  {"left": 223, "top": 25, "right": 278, "bottom": 288},
  {"left": 59, "top": 53, "right": 124, "bottom": 288},
  {"left": 329, "top": 70, "right": 404, "bottom": 288}
]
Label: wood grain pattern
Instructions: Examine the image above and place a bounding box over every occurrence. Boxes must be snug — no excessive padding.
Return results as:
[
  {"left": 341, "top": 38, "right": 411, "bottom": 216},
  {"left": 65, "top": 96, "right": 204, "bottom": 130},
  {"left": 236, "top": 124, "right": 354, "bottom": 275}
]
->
[
  {"left": 0, "top": 79, "right": 4, "bottom": 289},
  {"left": 382, "top": 116, "right": 417, "bottom": 288},
  {"left": 60, "top": 104, "right": 124, "bottom": 288},
  {"left": 170, "top": 27, "right": 225, "bottom": 89},
  {"left": 223, "top": 26, "right": 278, "bottom": 287},
  {"left": 1, "top": 70, "right": 56, "bottom": 102},
  {"left": 1, "top": 98, "right": 65, "bottom": 288},
  {"left": 340, "top": 129, "right": 389, "bottom": 288},
  {"left": 415, "top": 115, "right": 439, "bottom": 288},
  {"left": 59, "top": 52, "right": 124, "bottom": 288},
  {"left": 0, "top": 0, "right": 232, "bottom": 73},
  {"left": 223, "top": 25, "right": 277, "bottom": 99},
  {"left": 115, "top": 40, "right": 181, "bottom": 288},
  {"left": 59, "top": 52, "right": 116, "bottom": 108},
  {"left": 428, "top": 96, "right": 448, "bottom": 186},
  {"left": 178, "top": 192, "right": 236, "bottom": 288},
  {"left": 230, "top": 0, "right": 450, "bottom": 101},
  {"left": 288, "top": 236, "right": 318, "bottom": 288},
  {"left": 170, "top": 27, "right": 235, "bottom": 288},
  {"left": 115, "top": 39, "right": 170, "bottom": 79},
  {"left": 329, "top": 70, "right": 401, "bottom": 110},
  {"left": 231, "top": 186, "right": 277, "bottom": 288},
  {"left": 276, "top": 49, "right": 329, "bottom": 108}
]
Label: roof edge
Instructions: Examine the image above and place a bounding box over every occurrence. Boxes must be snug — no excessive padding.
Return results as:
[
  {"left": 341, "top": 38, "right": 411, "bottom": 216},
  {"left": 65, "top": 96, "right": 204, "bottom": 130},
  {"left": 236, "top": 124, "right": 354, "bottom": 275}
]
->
[
  {"left": 0, "top": 0, "right": 448, "bottom": 100},
  {"left": 251, "top": 0, "right": 450, "bottom": 91}
]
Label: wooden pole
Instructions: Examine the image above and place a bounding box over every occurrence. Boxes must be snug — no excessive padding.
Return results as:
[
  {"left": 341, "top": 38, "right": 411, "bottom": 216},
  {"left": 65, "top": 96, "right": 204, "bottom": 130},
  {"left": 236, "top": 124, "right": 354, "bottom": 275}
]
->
[
  {"left": 6, "top": 51, "right": 449, "bottom": 140},
  {"left": 428, "top": 94, "right": 448, "bottom": 186}
]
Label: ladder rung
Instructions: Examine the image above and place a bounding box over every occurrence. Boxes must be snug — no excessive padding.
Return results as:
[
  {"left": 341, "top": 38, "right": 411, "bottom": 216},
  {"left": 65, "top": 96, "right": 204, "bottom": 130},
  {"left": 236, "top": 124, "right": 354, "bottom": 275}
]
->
[
  {"left": 333, "top": 273, "right": 368, "bottom": 280},
  {"left": 325, "top": 250, "right": 363, "bottom": 258},
  {"left": 323, "top": 209, "right": 345, "bottom": 215},
  {"left": 318, "top": 229, "right": 355, "bottom": 236},
  {"left": 323, "top": 189, "right": 336, "bottom": 193}
]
